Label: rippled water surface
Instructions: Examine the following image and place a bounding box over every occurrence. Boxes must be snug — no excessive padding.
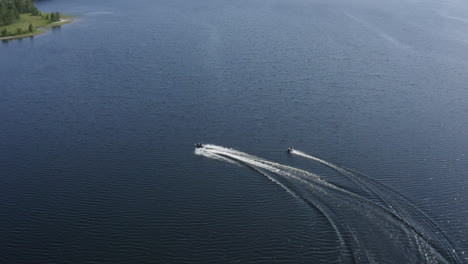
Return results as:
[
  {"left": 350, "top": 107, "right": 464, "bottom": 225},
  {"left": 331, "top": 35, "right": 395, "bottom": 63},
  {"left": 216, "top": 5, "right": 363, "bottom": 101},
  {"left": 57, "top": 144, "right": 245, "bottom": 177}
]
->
[{"left": 1, "top": 0, "right": 467, "bottom": 263}]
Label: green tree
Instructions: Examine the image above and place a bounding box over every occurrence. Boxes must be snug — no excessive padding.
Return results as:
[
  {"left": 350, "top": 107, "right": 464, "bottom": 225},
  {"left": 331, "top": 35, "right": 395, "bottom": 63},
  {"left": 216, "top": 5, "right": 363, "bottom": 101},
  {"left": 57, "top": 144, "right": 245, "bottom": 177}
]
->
[
  {"left": 13, "top": 6, "right": 20, "bottom": 19},
  {"left": 31, "top": 6, "right": 39, "bottom": 16},
  {"left": 28, "top": 23, "right": 33, "bottom": 32},
  {"left": 16, "top": 27, "right": 22, "bottom": 35},
  {"left": 13, "top": 0, "right": 34, "bottom": 13},
  {"left": 2, "top": 9, "right": 17, "bottom": 25},
  {"left": 0, "top": 0, "right": 40, "bottom": 25},
  {"left": 1, "top": 28, "right": 8, "bottom": 37},
  {"left": 49, "top": 12, "right": 60, "bottom": 22}
]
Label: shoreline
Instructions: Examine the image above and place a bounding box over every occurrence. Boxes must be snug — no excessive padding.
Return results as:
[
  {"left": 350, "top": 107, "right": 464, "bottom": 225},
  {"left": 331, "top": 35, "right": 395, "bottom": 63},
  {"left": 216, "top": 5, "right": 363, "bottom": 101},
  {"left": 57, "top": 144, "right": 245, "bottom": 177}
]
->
[{"left": 0, "top": 17, "right": 73, "bottom": 41}]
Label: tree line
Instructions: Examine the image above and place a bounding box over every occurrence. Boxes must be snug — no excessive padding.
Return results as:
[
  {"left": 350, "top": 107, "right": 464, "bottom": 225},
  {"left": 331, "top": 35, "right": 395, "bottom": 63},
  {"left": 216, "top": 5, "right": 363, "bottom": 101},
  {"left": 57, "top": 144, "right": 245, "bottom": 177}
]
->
[
  {"left": 46, "top": 12, "right": 60, "bottom": 22},
  {"left": 0, "top": 0, "right": 39, "bottom": 26},
  {"left": 1, "top": 0, "right": 62, "bottom": 37}
]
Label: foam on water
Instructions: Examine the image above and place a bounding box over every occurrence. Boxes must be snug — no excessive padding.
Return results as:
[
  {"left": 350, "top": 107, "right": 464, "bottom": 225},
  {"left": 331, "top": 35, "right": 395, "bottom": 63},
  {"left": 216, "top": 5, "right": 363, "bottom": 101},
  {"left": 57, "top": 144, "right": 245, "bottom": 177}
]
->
[{"left": 196, "top": 145, "right": 463, "bottom": 264}]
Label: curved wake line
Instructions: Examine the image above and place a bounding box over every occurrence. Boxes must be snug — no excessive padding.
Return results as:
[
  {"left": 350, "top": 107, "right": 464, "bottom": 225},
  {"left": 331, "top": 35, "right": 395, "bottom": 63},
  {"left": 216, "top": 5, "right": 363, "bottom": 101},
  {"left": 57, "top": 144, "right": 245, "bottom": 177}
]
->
[
  {"left": 291, "top": 150, "right": 463, "bottom": 264},
  {"left": 196, "top": 146, "right": 352, "bottom": 262},
  {"left": 196, "top": 145, "right": 462, "bottom": 264}
]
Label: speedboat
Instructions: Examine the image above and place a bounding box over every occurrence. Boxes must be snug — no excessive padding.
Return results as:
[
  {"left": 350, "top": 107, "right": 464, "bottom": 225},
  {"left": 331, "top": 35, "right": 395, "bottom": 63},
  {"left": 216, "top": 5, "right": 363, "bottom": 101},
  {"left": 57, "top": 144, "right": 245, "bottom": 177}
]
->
[
  {"left": 287, "top": 147, "right": 293, "bottom": 153},
  {"left": 195, "top": 143, "right": 204, "bottom": 148}
]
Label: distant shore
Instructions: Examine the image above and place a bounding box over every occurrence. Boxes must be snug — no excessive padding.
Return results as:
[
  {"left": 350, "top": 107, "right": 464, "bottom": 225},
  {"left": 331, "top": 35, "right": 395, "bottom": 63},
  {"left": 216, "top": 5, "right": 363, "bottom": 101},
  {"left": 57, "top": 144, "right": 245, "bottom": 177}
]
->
[{"left": 0, "top": 14, "right": 73, "bottom": 41}]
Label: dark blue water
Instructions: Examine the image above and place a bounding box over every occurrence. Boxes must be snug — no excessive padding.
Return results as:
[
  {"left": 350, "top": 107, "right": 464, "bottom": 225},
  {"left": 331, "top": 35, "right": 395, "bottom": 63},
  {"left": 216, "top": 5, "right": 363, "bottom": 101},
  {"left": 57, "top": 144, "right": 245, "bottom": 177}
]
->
[{"left": 1, "top": 0, "right": 467, "bottom": 263}]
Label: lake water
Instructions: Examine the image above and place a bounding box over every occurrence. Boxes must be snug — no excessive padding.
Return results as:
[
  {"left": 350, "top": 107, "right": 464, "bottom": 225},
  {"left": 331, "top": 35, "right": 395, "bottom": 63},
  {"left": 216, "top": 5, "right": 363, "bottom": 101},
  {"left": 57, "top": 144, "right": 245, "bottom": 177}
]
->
[{"left": 1, "top": 0, "right": 467, "bottom": 263}]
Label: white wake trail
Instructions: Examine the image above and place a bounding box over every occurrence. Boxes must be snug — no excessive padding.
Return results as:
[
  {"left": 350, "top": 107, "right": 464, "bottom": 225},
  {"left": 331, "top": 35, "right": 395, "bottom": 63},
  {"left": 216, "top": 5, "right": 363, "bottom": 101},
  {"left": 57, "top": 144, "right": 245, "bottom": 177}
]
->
[
  {"left": 291, "top": 149, "right": 463, "bottom": 264},
  {"left": 198, "top": 145, "right": 352, "bottom": 261},
  {"left": 195, "top": 148, "right": 240, "bottom": 165},
  {"left": 196, "top": 144, "right": 461, "bottom": 263}
]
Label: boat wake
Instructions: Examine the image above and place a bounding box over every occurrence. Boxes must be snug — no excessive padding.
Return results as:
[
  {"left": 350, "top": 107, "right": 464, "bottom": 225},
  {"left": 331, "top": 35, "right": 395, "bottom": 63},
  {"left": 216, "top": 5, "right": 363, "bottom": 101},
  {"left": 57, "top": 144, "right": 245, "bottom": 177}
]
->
[{"left": 195, "top": 144, "right": 462, "bottom": 264}]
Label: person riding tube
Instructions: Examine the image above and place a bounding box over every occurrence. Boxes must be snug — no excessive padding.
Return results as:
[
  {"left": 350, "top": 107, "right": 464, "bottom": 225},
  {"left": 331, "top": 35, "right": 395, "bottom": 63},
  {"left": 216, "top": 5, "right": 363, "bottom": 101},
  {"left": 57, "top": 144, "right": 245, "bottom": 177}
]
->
[{"left": 195, "top": 143, "right": 204, "bottom": 148}]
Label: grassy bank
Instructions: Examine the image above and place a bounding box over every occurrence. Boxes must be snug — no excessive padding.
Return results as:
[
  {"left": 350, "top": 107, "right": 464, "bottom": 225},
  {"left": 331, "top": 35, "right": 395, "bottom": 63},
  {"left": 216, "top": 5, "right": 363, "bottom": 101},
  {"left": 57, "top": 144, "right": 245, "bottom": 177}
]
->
[{"left": 0, "top": 13, "right": 72, "bottom": 41}]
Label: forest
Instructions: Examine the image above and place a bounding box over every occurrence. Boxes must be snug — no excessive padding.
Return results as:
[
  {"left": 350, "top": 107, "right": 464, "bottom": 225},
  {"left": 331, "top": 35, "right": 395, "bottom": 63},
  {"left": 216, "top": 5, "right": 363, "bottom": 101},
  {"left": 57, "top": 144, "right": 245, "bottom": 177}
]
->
[
  {"left": 0, "top": 0, "right": 63, "bottom": 38},
  {"left": 0, "top": 0, "right": 40, "bottom": 26}
]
